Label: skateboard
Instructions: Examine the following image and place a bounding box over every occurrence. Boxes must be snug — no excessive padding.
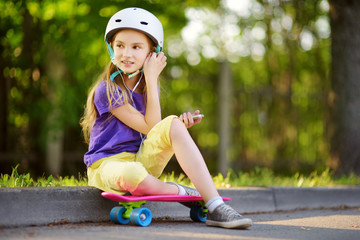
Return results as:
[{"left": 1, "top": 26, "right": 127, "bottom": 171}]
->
[{"left": 101, "top": 192, "right": 231, "bottom": 227}]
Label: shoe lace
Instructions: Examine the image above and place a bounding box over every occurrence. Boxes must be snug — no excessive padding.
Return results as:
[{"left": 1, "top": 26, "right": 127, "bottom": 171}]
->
[
  {"left": 220, "top": 204, "right": 243, "bottom": 219},
  {"left": 185, "top": 187, "right": 200, "bottom": 196}
]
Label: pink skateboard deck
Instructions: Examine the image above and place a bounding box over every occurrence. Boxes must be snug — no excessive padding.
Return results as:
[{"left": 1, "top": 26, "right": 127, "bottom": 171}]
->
[
  {"left": 101, "top": 192, "right": 231, "bottom": 203},
  {"left": 101, "top": 191, "right": 231, "bottom": 226}
]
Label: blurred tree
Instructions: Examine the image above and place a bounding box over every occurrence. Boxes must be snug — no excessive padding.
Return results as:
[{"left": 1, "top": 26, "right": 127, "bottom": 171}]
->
[
  {"left": 0, "top": 0, "right": 198, "bottom": 175},
  {"left": 2, "top": 0, "right": 357, "bottom": 178},
  {"left": 329, "top": 0, "right": 360, "bottom": 175},
  {"left": 172, "top": 0, "right": 331, "bottom": 175}
]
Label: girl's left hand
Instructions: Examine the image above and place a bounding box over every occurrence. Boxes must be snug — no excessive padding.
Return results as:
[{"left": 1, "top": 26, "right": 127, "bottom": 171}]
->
[
  {"left": 179, "top": 110, "right": 202, "bottom": 128},
  {"left": 143, "top": 51, "right": 167, "bottom": 86}
]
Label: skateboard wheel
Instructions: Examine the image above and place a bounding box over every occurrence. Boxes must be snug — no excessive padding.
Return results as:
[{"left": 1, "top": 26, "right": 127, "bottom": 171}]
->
[
  {"left": 190, "top": 206, "right": 207, "bottom": 222},
  {"left": 130, "top": 208, "right": 152, "bottom": 227},
  {"left": 110, "top": 206, "right": 130, "bottom": 225}
]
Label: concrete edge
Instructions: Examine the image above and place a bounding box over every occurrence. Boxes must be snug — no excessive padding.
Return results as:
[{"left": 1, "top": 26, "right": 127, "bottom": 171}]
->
[{"left": 0, "top": 186, "right": 359, "bottom": 227}]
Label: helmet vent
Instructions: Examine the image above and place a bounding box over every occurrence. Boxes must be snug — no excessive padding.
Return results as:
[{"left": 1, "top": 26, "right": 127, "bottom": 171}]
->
[
  {"left": 140, "top": 21, "right": 148, "bottom": 25},
  {"left": 115, "top": 19, "right": 122, "bottom": 22}
]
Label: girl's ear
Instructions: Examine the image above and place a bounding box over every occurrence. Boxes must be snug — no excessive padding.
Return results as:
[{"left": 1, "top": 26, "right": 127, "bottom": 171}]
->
[{"left": 150, "top": 45, "right": 161, "bottom": 54}]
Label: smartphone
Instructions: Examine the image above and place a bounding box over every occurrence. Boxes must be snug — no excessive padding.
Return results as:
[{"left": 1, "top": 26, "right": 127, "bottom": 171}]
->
[{"left": 192, "top": 114, "right": 204, "bottom": 119}]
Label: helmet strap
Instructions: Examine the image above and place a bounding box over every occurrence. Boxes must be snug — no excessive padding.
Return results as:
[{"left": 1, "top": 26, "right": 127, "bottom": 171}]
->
[
  {"left": 110, "top": 67, "right": 143, "bottom": 82},
  {"left": 128, "top": 69, "right": 142, "bottom": 79}
]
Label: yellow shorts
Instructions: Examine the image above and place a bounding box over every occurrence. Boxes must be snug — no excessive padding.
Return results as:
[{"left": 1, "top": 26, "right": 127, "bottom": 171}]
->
[{"left": 87, "top": 115, "right": 176, "bottom": 194}]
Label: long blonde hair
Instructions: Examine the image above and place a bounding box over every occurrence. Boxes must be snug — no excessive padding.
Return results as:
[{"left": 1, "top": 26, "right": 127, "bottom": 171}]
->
[
  {"left": 80, "top": 61, "right": 147, "bottom": 144},
  {"left": 80, "top": 31, "right": 157, "bottom": 144}
]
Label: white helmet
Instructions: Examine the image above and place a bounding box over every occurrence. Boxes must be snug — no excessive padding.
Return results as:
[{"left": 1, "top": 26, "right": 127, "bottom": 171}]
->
[{"left": 105, "top": 7, "right": 164, "bottom": 50}]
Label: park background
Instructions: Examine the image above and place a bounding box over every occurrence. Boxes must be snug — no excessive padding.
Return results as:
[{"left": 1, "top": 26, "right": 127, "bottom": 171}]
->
[{"left": 1, "top": 0, "right": 359, "bottom": 180}]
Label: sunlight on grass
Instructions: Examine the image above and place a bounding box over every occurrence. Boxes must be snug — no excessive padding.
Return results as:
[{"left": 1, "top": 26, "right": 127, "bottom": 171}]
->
[
  {"left": 0, "top": 165, "right": 359, "bottom": 188},
  {"left": 0, "top": 165, "right": 88, "bottom": 187}
]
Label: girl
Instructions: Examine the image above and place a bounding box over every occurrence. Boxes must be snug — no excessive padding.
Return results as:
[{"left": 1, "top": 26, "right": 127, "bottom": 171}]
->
[{"left": 80, "top": 7, "right": 252, "bottom": 229}]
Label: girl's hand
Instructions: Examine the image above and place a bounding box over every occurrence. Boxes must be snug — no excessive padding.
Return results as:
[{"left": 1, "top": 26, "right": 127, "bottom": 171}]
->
[
  {"left": 179, "top": 110, "right": 203, "bottom": 128},
  {"left": 143, "top": 51, "right": 167, "bottom": 86}
]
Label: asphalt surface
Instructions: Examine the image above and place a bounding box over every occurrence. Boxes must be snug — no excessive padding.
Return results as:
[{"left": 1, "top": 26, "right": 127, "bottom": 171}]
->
[{"left": 1, "top": 208, "right": 359, "bottom": 240}]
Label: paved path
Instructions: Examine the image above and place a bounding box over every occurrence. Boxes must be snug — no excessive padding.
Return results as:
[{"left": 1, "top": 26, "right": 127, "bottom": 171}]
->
[{"left": 1, "top": 208, "right": 359, "bottom": 240}]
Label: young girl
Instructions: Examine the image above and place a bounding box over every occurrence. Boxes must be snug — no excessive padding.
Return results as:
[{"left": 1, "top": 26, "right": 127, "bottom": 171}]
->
[{"left": 80, "top": 7, "right": 252, "bottom": 229}]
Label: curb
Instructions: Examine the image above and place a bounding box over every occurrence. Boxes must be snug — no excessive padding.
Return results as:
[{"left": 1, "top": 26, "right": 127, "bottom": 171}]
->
[{"left": 0, "top": 186, "right": 359, "bottom": 227}]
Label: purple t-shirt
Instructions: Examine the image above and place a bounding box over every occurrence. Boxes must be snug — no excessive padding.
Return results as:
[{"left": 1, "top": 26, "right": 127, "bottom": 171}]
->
[{"left": 84, "top": 81, "right": 146, "bottom": 167}]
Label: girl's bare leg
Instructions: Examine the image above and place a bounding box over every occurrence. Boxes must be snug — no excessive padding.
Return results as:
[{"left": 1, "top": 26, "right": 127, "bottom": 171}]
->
[
  {"left": 169, "top": 118, "right": 219, "bottom": 203},
  {"left": 132, "top": 118, "right": 219, "bottom": 203},
  {"left": 130, "top": 175, "right": 178, "bottom": 196},
  {"left": 131, "top": 118, "right": 252, "bottom": 229}
]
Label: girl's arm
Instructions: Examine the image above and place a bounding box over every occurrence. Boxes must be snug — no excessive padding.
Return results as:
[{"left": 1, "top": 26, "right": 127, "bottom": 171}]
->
[
  {"left": 110, "top": 103, "right": 152, "bottom": 135},
  {"left": 142, "top": 52, "right": 166, "bottom": 129},
  {"left": 110, "top": 52, "right": 166, "bottom": 135}
]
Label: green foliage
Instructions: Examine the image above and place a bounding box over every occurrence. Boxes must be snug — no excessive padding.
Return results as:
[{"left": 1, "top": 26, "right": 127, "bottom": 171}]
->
[
  {"left": 0, "top": 165, "right": 87, "bottom": 187},
  {"left": 0, "top": 0, "right": 344, "bottom": 176},
  {"left": 1, "top": 165, "right": 358, "bottom": 188},
  {"left": 159, "top": 171, "right": 192, "bottom": 186},
  {"left": 162, "top": 167, "right": 360, "bottom": 188},
  {"left": 160, "top": 0, "right": 332, "bottom": 174},
  {"left": 218, "top": 167, "right": 360, "bottom": 187}
]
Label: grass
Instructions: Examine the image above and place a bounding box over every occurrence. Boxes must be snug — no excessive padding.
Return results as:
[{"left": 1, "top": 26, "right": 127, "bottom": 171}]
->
[
  {"left": 0, "top": 165, "right": 88, "bottom": 187},
  {"left": 160, "top": 167, "right": 360, "bottom": 188},
  {"left": 1, "top": 165, "right": 359, "bottom": 188}
]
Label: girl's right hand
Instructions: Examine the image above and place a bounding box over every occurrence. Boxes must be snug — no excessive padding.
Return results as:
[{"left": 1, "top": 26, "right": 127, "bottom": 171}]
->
[
  {"left": 143, "top": 51, "right": 167, "bottom": 85},
  {"left": 179, "top": 110, "right": 203, "bottom": 128}
]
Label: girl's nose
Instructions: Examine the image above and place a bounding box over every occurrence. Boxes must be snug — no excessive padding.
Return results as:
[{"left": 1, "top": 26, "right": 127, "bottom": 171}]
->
[{"left": 123, "top": 47, "right": 132, "bottom": 57}]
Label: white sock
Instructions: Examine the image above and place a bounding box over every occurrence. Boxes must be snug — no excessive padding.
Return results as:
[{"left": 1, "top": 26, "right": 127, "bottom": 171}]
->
[
  {"left": 176, "top": 185, "right": 186, "bottom": 195},
  {"left": 167, "top": 182, "right": 187, "bottom": 195},
  {"left": 206, "top": 196, "right": 224, "bottom": 213}
]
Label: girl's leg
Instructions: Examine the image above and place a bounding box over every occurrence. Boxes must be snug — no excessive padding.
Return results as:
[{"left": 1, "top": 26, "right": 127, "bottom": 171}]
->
[
  {"left": 130, "top": 174, "right": 178, "bottom": 196},
  {"left": 169, "top": 118, "right": 219, "bottom": 203},
  {"left": 168, "top": 119, "right": 252, "bottom": 229},
  {"left": 131, "top": 118, "right": 252, "bottom": 229},
  {"left": 131, "top": 117, "right": 218, "bottom": 201}
]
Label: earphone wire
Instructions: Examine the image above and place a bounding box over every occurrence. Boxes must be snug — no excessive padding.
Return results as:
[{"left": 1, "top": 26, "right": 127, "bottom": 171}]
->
[{"left": 118, "top": 69, "right": 145, "bottom": 162}]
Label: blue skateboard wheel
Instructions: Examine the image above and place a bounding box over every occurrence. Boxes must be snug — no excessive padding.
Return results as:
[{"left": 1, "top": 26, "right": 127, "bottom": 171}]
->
[
  {"left": 190, "top": 206, "right": 207, "bottom": 222},
  {"left": 130, "top": 208, "right": 152, "bottom": 227},
  {"left": 110, "top": 206, "right": 130, "bottom": 225}
]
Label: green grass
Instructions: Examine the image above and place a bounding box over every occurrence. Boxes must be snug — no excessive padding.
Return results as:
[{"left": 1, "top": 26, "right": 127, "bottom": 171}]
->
[
  {"left": 0, "top": 165, "right": 88, "bottom": 187},
  {"left": 1, "top": 165, "right": 359, "bottom": 188},
  {"left": 160, "top": 167, "right": 360, "bottom": 188}
]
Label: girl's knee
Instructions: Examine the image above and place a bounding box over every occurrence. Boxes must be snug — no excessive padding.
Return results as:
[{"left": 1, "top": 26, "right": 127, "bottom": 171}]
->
[{"left": 170, "top": 118, "right": 187, "bottom": 135}]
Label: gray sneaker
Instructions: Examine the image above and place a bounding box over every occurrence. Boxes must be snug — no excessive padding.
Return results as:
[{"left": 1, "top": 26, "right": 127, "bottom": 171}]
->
[
  {"left": 206, "top": 204, "right": 252, "bottom": 229},
  {"left": 166, "top": 181, "right": 201, "bottom": 208},
  {"left": 166, "top": 181, "right": 200, "bottom": 196}
]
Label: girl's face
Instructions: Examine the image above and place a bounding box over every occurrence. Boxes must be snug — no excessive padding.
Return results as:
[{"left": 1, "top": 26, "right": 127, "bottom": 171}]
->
[{"left": 112, "top": 29, "right": 153, "bottom": 75}]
